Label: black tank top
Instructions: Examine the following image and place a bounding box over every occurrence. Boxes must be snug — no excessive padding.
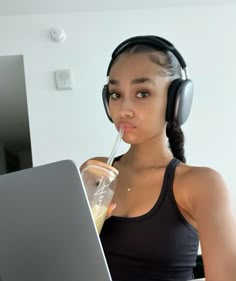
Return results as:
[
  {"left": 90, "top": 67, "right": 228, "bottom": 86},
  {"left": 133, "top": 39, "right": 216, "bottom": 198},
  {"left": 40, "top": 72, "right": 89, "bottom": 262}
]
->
[{"left": 100, "top": 157, "right": 199, "bottom": 281}]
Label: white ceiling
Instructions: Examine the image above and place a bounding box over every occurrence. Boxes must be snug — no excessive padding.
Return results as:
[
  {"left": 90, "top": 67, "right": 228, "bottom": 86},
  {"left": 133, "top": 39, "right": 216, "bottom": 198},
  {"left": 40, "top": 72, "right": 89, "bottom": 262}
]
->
[{"left": 0, "top": 0, "right": 235, "bottom": 16}]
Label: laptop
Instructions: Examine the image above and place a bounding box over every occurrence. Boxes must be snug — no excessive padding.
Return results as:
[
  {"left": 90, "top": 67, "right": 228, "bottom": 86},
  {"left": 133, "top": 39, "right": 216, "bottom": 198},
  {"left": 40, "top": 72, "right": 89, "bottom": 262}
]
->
[{"left": 0, "top": 160, "right": 112, "bottom": 281}]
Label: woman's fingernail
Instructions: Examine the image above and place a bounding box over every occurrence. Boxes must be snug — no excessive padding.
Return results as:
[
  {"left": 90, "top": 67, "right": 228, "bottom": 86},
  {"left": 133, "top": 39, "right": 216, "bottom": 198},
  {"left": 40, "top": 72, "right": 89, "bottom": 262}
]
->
[{"left": 112, "top": 204, "right": 116, "bottom": 211}]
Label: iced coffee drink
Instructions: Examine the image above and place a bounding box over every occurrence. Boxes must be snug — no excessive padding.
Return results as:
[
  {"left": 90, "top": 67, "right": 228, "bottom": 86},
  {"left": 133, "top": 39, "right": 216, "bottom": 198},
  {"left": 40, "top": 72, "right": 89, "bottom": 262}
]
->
[
  {"left": 81, "top": 160, "right": 119, "bottom": 234},
  {"left": 91, "top": 205, "right": 109, "bottom": 234}
]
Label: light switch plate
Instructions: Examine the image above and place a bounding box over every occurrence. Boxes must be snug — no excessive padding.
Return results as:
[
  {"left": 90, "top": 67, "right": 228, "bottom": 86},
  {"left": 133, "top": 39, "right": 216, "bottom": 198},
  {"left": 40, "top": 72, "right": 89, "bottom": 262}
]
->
[{"left": 55, "top": 69, "right": 72, "bottom": 90}]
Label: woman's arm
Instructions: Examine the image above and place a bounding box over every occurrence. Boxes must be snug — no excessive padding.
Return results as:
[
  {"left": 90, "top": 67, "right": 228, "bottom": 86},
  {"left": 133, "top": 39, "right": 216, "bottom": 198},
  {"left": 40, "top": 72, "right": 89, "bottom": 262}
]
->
[{"left": 190, "top": 168, "right": 236, "bottom": 281}]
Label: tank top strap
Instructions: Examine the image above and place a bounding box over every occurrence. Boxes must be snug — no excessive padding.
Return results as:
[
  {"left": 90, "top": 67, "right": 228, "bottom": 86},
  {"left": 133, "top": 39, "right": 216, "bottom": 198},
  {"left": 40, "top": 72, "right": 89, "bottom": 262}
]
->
[
  {"left": 161, "top": 158, "right": 181, "bottom": 195},
  {"left": 112, "top": 155, "right": 123, "bottom": 165},
  {"left": 163, "top": 158, "right": 198, "bottom": 234}
]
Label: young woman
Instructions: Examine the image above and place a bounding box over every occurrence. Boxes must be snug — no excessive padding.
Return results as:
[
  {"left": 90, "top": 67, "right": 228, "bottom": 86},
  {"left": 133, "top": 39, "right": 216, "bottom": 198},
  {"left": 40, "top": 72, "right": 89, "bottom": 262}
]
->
[{"left": 81, "top": 35, "right": 236, "bottom": 281}]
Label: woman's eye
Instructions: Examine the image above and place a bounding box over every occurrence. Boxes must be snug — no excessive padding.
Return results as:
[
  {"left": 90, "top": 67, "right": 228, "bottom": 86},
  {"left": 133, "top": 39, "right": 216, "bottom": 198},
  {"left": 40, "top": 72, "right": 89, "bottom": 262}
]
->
[
  {"left": 136, "top": 91, "right": 149, "bottom": 98},
  {"left": 109, "top": 92, "right": 120, "bottom": 100}
]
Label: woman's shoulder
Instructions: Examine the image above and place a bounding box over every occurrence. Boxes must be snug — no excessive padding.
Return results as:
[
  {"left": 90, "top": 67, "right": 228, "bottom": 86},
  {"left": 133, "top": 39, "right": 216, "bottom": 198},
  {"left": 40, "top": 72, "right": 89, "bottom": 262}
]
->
[
  {"left": 176, "top": 162, "right": 229, "bottom": 206},
  {"left": 177, "top": 162, "right": 225, "bottom": 188}
]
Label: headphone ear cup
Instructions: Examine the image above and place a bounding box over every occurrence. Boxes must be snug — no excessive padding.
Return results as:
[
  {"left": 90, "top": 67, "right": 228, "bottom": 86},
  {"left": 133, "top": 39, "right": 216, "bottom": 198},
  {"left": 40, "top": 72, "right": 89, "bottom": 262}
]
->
[
  {"left": 102, "top": 85, "right": 113, "bottom": 123},
  {"left": 166, "top": 79, "right": 194, "bottom": 125}
]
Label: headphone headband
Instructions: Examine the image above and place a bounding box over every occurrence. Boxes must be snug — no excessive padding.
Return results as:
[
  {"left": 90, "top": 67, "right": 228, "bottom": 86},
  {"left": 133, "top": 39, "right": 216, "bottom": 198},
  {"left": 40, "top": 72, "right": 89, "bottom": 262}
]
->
[{"left": 106, "top": 35, "right": 187, "bottom": 76}]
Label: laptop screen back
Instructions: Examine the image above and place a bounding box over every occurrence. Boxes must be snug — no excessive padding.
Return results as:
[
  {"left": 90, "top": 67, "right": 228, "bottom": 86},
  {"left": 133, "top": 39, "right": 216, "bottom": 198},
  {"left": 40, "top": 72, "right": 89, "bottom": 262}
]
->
[{"left": 0, "top": 160, "right": 111, "bottom": 281}]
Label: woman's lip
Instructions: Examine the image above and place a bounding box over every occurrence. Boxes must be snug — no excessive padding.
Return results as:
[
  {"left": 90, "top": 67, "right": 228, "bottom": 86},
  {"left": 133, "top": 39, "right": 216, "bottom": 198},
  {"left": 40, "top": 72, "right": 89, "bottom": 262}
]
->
[{"left": 117, "top": 122, "right": 135, "bottom": 131}]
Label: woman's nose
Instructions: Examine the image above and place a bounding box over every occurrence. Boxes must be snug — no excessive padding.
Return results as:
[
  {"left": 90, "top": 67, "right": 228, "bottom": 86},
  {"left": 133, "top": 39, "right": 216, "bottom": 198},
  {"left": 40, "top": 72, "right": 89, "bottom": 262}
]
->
[{"left": 120, "top": 98, "right": 134, "bottom": 118}]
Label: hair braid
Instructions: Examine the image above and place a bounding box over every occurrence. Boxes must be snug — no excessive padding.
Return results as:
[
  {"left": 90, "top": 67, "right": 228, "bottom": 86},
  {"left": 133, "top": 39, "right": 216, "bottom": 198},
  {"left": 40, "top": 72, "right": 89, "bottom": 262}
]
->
[{"left": 166, "top": 122, "right": 186, "bottom": 163}]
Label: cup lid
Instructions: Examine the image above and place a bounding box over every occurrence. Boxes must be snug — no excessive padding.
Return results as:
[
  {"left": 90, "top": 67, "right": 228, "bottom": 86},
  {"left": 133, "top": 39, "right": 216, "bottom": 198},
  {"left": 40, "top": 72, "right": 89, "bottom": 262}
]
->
[{"left": 85, "top": 159, "right": 119, "bottom": 176}]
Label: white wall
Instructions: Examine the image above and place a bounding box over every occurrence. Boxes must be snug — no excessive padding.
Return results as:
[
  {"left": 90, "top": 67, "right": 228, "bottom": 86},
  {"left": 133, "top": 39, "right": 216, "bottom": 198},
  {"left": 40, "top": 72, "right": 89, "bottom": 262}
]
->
[{"left": 0, "top": 4, "right": 235, "bottom": 208}]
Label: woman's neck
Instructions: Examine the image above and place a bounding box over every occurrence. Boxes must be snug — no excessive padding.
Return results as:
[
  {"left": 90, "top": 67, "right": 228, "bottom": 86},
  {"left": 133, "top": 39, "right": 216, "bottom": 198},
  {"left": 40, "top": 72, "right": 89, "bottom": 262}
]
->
[{"left": 121, "top": 136, "right": 173, "bottom": 171}]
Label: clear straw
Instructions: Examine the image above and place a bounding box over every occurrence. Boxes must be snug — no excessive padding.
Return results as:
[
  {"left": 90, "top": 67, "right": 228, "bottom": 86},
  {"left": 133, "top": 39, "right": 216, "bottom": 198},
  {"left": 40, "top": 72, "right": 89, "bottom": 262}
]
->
[
  {"left": 92, "top": 127, "right": 124, "bottom": 220},
  {"left": 107, "top": 127, "right": 124, "bottom": 166}
]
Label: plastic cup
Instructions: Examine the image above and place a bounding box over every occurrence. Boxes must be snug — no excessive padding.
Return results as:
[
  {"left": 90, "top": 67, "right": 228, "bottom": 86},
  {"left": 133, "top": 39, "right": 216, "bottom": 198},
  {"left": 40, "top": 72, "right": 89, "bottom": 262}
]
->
[{"left": 80, "top": 160, "right": 119, "bottom": 234}]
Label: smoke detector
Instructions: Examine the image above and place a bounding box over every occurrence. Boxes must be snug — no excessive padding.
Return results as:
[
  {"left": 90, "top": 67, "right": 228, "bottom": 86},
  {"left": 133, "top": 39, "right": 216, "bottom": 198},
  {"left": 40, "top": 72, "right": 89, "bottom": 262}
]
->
[{"left": 50, "top": 27, "right": 67, "bottom": 42}]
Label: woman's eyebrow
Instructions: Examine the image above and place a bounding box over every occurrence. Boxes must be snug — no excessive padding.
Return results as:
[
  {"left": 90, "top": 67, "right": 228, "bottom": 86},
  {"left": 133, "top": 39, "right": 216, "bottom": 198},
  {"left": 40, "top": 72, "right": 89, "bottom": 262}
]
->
[
  {"left": 108, "top": 79, "right": 119, "bottom": 85},
  {"left": 108, "top": 77, "right": 155, "bottom": 86},
  {"left": 131, "top": 77, "right": 155, "bottom": 85}
]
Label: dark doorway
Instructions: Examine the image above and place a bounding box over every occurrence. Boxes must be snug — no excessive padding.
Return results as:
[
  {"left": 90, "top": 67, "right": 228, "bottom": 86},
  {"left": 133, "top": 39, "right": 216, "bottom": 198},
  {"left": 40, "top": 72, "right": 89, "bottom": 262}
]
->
[{"left": 0, "top": 55, "right": 32, "bottom": 175}]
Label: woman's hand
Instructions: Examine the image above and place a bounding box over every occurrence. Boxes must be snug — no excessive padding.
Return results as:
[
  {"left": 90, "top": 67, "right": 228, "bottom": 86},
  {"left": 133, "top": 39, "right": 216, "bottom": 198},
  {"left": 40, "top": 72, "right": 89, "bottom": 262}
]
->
[{"left": 106, "top": 203, "right": 116, "bottom": 219}]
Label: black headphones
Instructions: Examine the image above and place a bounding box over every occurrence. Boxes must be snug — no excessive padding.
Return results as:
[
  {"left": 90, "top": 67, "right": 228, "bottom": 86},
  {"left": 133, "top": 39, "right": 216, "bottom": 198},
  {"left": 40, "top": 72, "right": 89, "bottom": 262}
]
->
[{"left": 102, "top": 35, "right": 193, "bottom": 126}]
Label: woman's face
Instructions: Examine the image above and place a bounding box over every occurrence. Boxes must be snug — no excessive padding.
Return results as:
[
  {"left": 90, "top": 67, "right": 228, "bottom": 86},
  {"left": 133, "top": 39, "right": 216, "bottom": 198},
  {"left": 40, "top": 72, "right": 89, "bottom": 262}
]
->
[{"left": 108, "top": 52, "right": 171, "bottom": 145}]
